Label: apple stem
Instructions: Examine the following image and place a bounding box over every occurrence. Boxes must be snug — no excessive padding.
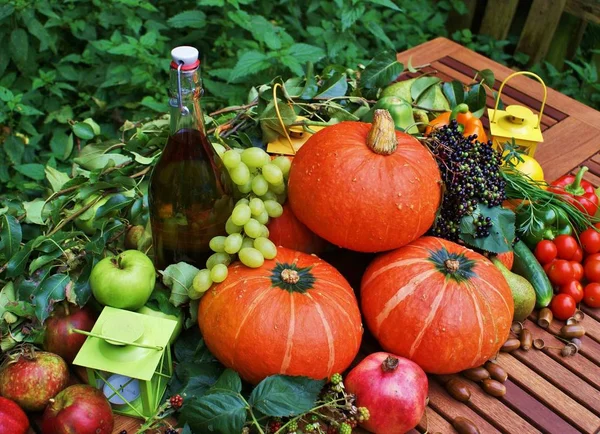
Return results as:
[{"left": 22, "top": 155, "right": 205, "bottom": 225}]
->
[{"left": 63, "top": 300, "right": 70, "bottom": 316}]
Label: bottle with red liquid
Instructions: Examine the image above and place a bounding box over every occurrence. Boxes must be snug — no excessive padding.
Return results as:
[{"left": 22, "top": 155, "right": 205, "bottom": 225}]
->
[{"left": 149, "top": 46, "right": 233, "bottom": 270}]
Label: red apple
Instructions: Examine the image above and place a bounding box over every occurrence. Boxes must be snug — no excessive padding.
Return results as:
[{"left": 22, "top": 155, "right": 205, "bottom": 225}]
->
[
  {"left": 42, "top": 384, "right": 114, "bottom": 434},
  {"left": 44, "top": 303, "right": 97, "bottom": 363},
  {"left": 0, "top": 348, "right": 69, "bottom": 411},
  {"left": 345, "top": 352, "right": 428, "bottom": 434},
  {"left": 0, "top": 396, "right": 29, "bottom": 434}
]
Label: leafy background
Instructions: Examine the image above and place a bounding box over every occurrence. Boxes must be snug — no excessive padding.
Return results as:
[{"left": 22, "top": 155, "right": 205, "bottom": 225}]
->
[{"left": 0, "top": 0, "right": 598, "bottom": 197}]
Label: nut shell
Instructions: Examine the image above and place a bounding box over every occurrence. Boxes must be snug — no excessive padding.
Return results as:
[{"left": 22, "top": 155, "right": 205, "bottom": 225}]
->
[
  {"left": 484, "top": 362, "right": 508, "bottom": 383},
  {"left": 501, "top": 338, "right": 521, "bottom": 352},
  {"left": 445, "top": 378, "right": 471, "bottom": 402},
  {"left": 482, "top": 378, "right": 507, "bottom": 397},
  {"left": 560, "top": 324, "right": 585, "bottom": 338},
  {"left": 520, "top": 329, "right": 533, "bottom": 351},
  {"left": 453, "top": 416, "right": 481, "bottom": 434},
  {"left": 462, "top": 366, "right": 490, "bottom": 382}
]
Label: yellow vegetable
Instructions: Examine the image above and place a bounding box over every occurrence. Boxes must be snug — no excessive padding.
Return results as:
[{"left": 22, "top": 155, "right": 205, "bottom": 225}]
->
[{"left": 502, "top": 151, "right": 545, "bottom": 183}]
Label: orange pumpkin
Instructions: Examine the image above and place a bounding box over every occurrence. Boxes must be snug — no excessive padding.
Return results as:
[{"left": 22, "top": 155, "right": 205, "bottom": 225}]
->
[
  {"left": 198, "top": 247, "right": 363, "bottom": 384},
  {"left": 361, "top": 237, "right": 514, "bottom": 374},
  {"left": 288, "top": 110, "right": 441, "bottom": 253},
  {"left": 495, "top": 251, "right": 514, "bottom": 270},
  {"left": 267, "top": 204, "right": 329, "bottom": 254}
]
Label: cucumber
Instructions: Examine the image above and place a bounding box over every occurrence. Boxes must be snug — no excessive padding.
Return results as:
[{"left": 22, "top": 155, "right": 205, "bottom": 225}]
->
[{"left": 511, "top": 240, "right": 553, "bottom": 308}]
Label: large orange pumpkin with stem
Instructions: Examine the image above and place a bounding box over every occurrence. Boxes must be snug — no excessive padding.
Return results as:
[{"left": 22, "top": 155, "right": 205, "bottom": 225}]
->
[
  {"left": 288, "top": 110, "right": 441, "bottom": 253},
  {"left": 198, "top": 247, "right": 363, "bottom": 384},
  {"left": 361, "top": 237, "right": 514, "bottom": 374},
  {"left": 267, "top": 204, "right": 329, "bottom": 254}
]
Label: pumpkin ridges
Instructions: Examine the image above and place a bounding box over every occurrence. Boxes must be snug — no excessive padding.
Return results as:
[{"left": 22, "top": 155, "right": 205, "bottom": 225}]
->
[
  {"left": 477, "top": 275, "right": 514, "bottom": 321},
  {"left": 464, "top": 281, "right": 486, "bottom": 367},
  {"left": 232, "top": 286, "right": 273, "bottom": 365},
  {"left": 361, "top": 258, "right": 429, "bottom": 288},
  {"left": 280, "top": 293, "right": 295, "bottom": 374},
  {"left": 408, "top": 279, "right": 448, "bottom": 358},
  {"left": 201, "top": 274, "right": 266, "bottom": 313},
  {"left": 304, "top": 292, "right": 336, "bottom": 373}
]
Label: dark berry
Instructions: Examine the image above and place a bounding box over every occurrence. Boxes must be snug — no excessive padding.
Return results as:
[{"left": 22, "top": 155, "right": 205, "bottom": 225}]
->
[
  {"left": 165, "top": 429, "right": 178, "bottom": 434},
  {"left": 169, "top": 394, "right": 183, "bottom": 409},
  {"left": 120, "top": 431, "right": 127, "bottom": 434}
]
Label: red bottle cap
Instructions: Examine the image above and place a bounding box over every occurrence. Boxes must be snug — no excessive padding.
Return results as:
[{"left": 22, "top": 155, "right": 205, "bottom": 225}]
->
[{"left": 170, "top": 46, "right": 200, "bottom": 70}]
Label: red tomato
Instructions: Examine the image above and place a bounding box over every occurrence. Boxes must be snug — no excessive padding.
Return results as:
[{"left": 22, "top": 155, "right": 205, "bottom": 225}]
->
[
  {"left": 584, "top": 260, "right": 600, "bottom": 283},
  {"left": 553, "top": 235, "right": 579, "bottom": 260},
  {"left": 585, "top": 253, "right": 600, "bottom": 265},
  {"left": 571, "top": 247, "right": 583, "bottom": 263},
  {"left": 558, "top": 280, "right": 584, "bottom": 303},
  {"left": 550, "top": 294, "right": 577, "bottom": 320},
  {"left": 579, "top": 228, "right": 600, "bottom": 255},
  {"left": 571, "top": 262, "right": 584, "bottom": 281},
  {"left": 543, "top": 260, "right": 555, "bottom": 274},
  {"left": 583, "top": 283, "right": 600, "bottom": 308},
  {"left": 534, "top": 240, "right": 557, "bottom": 265},
  {"left": 547, "top": 260, "right": 575, "bottom": 286}
]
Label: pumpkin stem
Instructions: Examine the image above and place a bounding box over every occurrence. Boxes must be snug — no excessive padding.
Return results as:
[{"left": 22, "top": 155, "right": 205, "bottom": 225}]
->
[
  {"left": 367, "top": 109, "right": 397, "bottom": 155},
  {"left": 281, "top": 269, "right": 300, "bottom": 284},
  {"left": 381, "top": 356, "right": 400, "bottom": 372},
  {"left": 444, "top": 259, "right": 460, "bottom": 273}
]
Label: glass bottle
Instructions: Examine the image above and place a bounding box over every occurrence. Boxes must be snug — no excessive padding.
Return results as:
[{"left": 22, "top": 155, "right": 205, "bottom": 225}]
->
[{"left": 149, "top": 46, "right": 233, "bottom": 270}]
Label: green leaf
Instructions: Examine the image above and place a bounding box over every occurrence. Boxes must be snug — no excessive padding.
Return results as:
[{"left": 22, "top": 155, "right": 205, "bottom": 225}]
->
[
  {"left": 15, "top": 103, "right": 47, "bottom": 116},
  {"left": 29, "top": 250, "right": 63, "bottom": 274},
  {"left": 72, "top": 122, "right": 95, "bottom": 140},
  {"left": 145, "top": 286, "right": 181, "bottom": 317},
  {"left": 26, "top": 17, "right": 53, "bottom": 52},
  {"left": 0, "top": 215, "right": 21, "bottom": 259},
  {"left": 0, "top": 4, "right": 15, "bottom": 21},
  {"left": 73, "top": 153, "right": 132, "bottom": 171},
  {"left": 9, "top": 28, "right": 28, "bottom": 67},
  {"left": 366, "top": 21, "right": 395, "bottom": 50},
  {"left": 174, "top": 328, "right": 218, "bottom": 364},
  {"left": 94, "top": 194, "right": 133, "bottom": 218},
  {"left": 229, "top": 51, "right": 271, "bottom": 83},
  {"left": 141, "top": 96, "right": 168, "bottom": 113},
  {"left": 416, "top": 85, "right": 450, "bottom": 111},
  {"left": 0, "top": 86, "right": 14, "bottom": 102},
  {"left": 366, "top": 0, "right": 403, "bottom": 11},
  {"left": 361, "top": 52, "right": 403, "bottom": 89},
  {"left": 4, "top": 135, "right": 24, "bottom": 165},
  {"left": 168, "top": 10, "right": 207, "bottom": 28},
  {"left": 341, "top": 5, "right": 365, "bottom": 31},
  {"left": 14, "top": 164, "right": 46, "bottom": 181},
  {"left": 258, "top": 99, "right": 297, "bottom": 143},
  {"left": 179, "top": 393, "right": 246, "bottom": 434},
  {"left": 410, "top": 76, "right": 441, "bottom": 101},
  {"left": 459, "top": 205, "right": 516, "bottom": 254},
  {"left": 72, "top": 254, "right": 95, "bottom": 306},
  {"left": 161, "top": 262, "right": 200, "bottom": 307},
  {"left": 208, "top": 369, "right": 242, "bottom": 394},
  {"left": 477, "top": 69, "right": 495, "bottom": 87},
  {"left": 23, "top": 199, "right": 46, "bottom": 225},
  {"left": 131, "top": 151, "right": 157, "bottom": 165},
  {"left": 314, "top": 72, "right": 348, "bottom": 98},
  {"left": 465, "top": 83, "right": 487, "bottom": 117},
  {"left": 5, "top": 239, "right": 36, "bottom": 278},
  {"left": 442, "top": 80, "right": 465, "bottom": 108},
  {"left": 286, "top": 43, "right": 326, "bottom": 65},
  {"left": 249, "top": 375, "right": 325, "bottom": 417},
  {"left": 172, "top": 361, "right": 223, "bottom": 397},
  {"left": 45, "top": 166, "right": 71, "bottom": 192},
  {"left": 32, "top": 274, "right": 69, "bottom": 323}
]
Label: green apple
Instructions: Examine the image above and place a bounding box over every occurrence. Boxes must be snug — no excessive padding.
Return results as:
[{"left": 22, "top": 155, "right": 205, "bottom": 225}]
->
[
  {"left": 136, "top": 306, "right": 184, "bottom": 344},
  {"left": 90, "top": 250, "right": 156, "bottom": 310}
]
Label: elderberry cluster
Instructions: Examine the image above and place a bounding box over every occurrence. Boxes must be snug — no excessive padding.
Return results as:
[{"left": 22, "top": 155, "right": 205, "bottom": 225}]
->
[{"left": 428, "top": 120, "right": 505, "bottom": 241}]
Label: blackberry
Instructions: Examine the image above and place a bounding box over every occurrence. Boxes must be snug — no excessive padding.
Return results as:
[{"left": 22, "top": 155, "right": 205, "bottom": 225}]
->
[{"left": 165, "top": 429, "right": 178, "bottom": 434}]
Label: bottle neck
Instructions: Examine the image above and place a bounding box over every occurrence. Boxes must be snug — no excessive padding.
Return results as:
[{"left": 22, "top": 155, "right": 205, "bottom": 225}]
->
[{"left": 168, "top": 66, "right": 206, "bottom": 136}]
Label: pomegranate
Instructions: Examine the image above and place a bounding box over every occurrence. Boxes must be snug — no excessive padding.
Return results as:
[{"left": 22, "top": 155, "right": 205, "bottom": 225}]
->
[
  {"left": 345, "top": 352, "right": 428, "bottom": 434},
  {"left": 0, "top": 346, "right": 69, "bottom": 411},
  {"left": 42, "top": 384, "right": 114, "bottom": 434},
  {"left": 44, "top": 303, "right": 97, "bottom": 363},
  {"left": 0, "top": 397, "right": 29, "bottom": 434}
]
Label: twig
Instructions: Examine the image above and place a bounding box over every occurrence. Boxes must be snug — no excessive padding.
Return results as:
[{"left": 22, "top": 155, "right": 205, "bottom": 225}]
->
[
  {"left": 47, "top": 195, "right": 104, "bottom": 237},
  {"left": 46, "top": 185, "right": 80, "bottom": 202},
  {"left": 129, "top": 166, "right": 151, "bottom": 179},
  {"left": 209, "top": 101, "right": 257, "bottom": 117}
]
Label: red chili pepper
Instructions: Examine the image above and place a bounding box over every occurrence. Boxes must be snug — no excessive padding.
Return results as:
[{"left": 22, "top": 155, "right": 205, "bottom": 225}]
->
[{"left": 548, "top": 166, "right": 599, "bottom": 215}]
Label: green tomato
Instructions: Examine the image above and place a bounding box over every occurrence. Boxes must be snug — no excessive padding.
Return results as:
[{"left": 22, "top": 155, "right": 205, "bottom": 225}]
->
[{"left": 136, "top": 305, "right": 184, "bottom": 344}]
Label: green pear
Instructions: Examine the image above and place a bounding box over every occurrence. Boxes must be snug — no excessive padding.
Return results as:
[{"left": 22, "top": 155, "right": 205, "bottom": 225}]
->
[
  {"left": 492, "top": 258, "right": 536, "bottom": 322},
  {"left": 380, "top": 78, "right": 417, "bottom": 103}
]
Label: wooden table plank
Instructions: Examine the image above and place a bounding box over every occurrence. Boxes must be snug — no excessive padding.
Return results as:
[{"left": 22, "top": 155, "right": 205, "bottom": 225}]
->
[
  {"left": 416, "top": 407, "right": 456, "bottom": 433},
  {"left": 497, "top": 353, "right": 600, "bottom": 433}
]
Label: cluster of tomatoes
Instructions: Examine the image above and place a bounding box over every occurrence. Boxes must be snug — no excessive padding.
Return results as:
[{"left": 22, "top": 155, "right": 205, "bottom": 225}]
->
[{"left": 534, "top": 224, "right": 600, "bottom": 320}]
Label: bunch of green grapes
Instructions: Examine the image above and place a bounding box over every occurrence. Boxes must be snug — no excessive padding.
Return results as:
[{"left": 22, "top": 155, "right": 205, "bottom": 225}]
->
[{"left": 190, "top": 145, "right": 291, "bottom": 298}]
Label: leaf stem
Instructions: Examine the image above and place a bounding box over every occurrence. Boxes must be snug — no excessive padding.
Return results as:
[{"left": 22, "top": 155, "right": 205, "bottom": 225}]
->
[
  {"left": 247, "top": 405, "right": 266, "bottom": 434},
  {"left": 47, "top": 195, "right": 104, "bottom": 237}
]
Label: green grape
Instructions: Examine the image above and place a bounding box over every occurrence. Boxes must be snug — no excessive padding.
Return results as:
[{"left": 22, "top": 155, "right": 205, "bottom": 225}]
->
[
  {"left": 264, "top": 200, "right": 283, "bottom": 218},
  {"left": 269, "top": 181, "right": 286, "bottom": 194},
  {"left": 206, "top": 252, "right": 232, "bottom": 270},
  {"left": 249, "top": 198, "right": 265, "bottom": 216},
  {"left": 222, "top": 150, "right": 241, "bottom": 169},
  {"left": 231, "top": 204, "right": 251, "bottom": 226},
  {"left": 190, "top": 269, "right": 212, "bottom": 297},
  {"left": 276, "top": 192, "right": 287, "bottom": 205},
  {"left": 251, "top": 175, "right": 269, "bottom": 196},
  {"left": 210, "top": 264, "right": 228, "bottom": 283},
  {"left": 236, "top": 198, "right": 249, "bottom": 206},
  {"left": 254, "top": 237, "right": 277, "bottom": 259},
  {"left": 239, "top": 247, "right": 264, "bottom": 268},
  {"left": 233, "top": 147, "right": 244, "bottom": 153},
  {"left": 212, "top": 143, "right": 226, "bottom": 156},
  {"left": 241, "top": 237, "right": 255, "bottom": 249},
  {"left": 272, "top": 156, "right": 292, "bottom": 177},
  {"left": 209, "top": 236, "right": 227, "bottom": 253},
  {"left": 224, "top": 233, "right": 243, "bottom": 254},
  {"left": 260, "top": 224, "right": 270, "bottom": 238},
  {"left": 230, "top": 162, "right": 251, "bottom": 185},
  {"left": 225, "top": 217, "right": 242, "bottom": 234},
  {"left": 255, "top": 210, "right": 269, "bottom": 225},
  {"left": 260, "top": 191, "right": 278, "bottom": 202},
  {"left": 262, "top": 163, "right": 284, "bottom": 185},
  {"left": 244, "top": 218, "right": 263, "bottom": 238},
  {"left": 241, "top": 147, "right": 270, "bottom": 167},
  {"left": 238, "top": 181, "right": 252, "bottom": 194}
]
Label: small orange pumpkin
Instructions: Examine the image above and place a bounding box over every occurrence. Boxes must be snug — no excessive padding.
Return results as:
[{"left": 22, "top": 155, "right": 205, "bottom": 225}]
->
[
  {"left": 267, "top": 204, "right": 329, "bottom": 254},
  {"left": 198, "top": 247, "right": 363, "bottom": 384},
  {"left": 288, "top": 110, "right": 441, "bottom": 252}
]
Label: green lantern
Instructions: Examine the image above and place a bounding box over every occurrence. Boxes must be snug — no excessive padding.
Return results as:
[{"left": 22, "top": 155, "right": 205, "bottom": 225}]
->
[{"left": 72, "top": 306, "right": 177, "bottom": 420}]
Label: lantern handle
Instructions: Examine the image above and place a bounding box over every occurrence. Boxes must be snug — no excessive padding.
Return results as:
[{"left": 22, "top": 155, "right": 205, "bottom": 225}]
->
[{"left": 491, "top": 71, "right": 547, "bottom": 130}]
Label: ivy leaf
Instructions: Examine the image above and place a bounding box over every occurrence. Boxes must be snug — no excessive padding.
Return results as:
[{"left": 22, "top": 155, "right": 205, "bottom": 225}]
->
[
  {"left": 442, "top": 80, "right": 465, "bottom": 108},
  {"left": 161, "top": 262, "right": 200, "bottom": 307},
  {"left": 249, "top": 375, "right": 325, "bottom": 417},
  {"left": 72, "top": 122, "right": 95, "bottom": 140},
  {"left": 229, "top": 51, "right": 271, "bottom": 83},
  {"left": 410, "top": 76, "right": 441, "bottom": 101},
  {"left": 0, "top": 215, "right": 21, "bottom": 259},
  {"left": 168, "top": 10, "right": 207, "bottom": 28},
  {"left": 45, "top": 166, "right": 71, "bottom": 192},
  {"left": 31, "top": 274, "right": 69, "bottom": 323},
  {"left": 459, "top": 205, "right": 516, "bottom": 254},
  {"left": 314, "top": 72, "right": 347, "bottom": 98},
  {"left": 361, "top": 52, "right": 403, "bottom": 89},
  {"left": 179, "top": 392, "right": 246, "bottom": 434}
]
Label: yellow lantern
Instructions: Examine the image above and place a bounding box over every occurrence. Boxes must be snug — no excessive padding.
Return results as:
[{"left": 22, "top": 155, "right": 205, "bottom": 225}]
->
[{"left": 488, "top": 71, "right": 547, "bottom": 158}]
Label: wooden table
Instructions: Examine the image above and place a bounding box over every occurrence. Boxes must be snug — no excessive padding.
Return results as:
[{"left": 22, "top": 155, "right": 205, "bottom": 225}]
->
[{"left": 33, "top": 37, "right": 600, "bottom": 434}]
